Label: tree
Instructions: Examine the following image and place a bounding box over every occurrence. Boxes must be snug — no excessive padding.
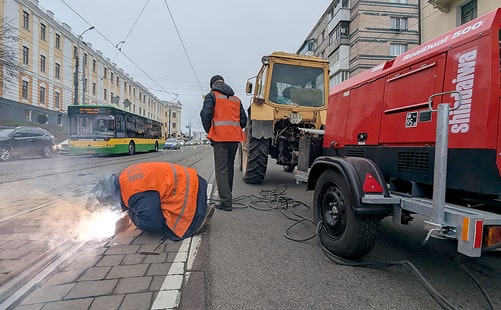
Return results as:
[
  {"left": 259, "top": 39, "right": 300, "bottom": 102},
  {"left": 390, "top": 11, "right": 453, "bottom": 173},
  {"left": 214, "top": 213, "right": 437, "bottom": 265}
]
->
[{"left": 0, "top": 18, "right": 20, "bottom": 91}]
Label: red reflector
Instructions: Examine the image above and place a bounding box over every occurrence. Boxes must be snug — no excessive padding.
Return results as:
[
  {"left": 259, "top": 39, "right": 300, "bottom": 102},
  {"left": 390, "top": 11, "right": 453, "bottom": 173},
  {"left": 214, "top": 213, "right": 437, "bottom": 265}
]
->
[
  {"left": 362, "top": 173, "right": 384, "bottom": 193},
  {"left": 474, "top": 220, "right": 483, "bottom": 248}
]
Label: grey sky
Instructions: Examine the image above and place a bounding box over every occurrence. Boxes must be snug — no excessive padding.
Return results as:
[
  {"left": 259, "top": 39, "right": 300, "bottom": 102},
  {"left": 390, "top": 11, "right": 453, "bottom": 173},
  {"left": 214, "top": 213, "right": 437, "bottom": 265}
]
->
[{"left": 36, "top": 0, "right": 332, "bottom": 132}]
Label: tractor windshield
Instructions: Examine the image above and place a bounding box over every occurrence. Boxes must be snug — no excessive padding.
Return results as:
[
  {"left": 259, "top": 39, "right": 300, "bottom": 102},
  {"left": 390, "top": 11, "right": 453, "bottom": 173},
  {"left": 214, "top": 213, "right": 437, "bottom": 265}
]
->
[{"left": 268, "top": 63, "right": 325, "bottom": 107}]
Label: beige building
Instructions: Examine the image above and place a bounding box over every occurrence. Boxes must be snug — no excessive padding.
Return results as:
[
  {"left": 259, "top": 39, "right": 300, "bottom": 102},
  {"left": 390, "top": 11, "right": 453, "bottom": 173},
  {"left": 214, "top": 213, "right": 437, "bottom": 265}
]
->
[
  {"left": 299, "top": 0, "right": 420, "bottom": 87},
  {"left": 0, "top": 0, "right": 176, "bottom": 138},
  {"left": 422, "top": 0, "right": 501, "bottom": 42}
]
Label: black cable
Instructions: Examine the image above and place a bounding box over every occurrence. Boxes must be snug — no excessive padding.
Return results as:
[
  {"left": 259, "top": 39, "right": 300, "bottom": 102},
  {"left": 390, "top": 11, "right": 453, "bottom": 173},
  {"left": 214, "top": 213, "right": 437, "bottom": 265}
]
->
[
  {"left": 316, "top": 222, "right": 457, "bottom": 310},
  {"left": 454, "top": 256, "right": 495, "bottom": 310}
]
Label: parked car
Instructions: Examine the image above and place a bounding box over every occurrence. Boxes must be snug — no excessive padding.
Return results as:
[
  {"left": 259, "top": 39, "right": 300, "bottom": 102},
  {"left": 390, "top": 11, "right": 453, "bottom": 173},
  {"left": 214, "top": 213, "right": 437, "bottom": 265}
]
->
[
  {"left": 164, "top": 138, "right": 181, "bottom": 150},
  {"left": 186, "top": 140, "right": 195, "bottom": 146},
  {"left": 0, "top": 126, "right": 55, "bottom": 161}
]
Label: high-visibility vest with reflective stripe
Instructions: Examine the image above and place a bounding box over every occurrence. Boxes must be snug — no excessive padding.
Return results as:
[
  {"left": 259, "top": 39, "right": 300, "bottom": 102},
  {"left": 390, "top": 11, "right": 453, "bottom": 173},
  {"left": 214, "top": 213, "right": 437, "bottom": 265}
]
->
[
  {"left": 119, "top": 162, "right": 199, "bottom": 238},
  {"left": 207, "top": 91, "right": 245, "bottom": 142}
]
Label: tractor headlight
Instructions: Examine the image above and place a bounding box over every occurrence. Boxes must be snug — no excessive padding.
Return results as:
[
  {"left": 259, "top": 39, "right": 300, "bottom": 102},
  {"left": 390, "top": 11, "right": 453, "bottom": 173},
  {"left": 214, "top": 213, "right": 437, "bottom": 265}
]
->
[{"left": 288, "top": 112, "right": 302, "bottom": 124}]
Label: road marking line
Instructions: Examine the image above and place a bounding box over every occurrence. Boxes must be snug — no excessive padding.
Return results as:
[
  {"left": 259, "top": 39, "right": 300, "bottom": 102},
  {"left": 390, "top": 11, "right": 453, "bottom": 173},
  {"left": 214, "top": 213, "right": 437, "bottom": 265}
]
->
[{"left": 150, "top": 183, "right": 212, "bottom": 310}]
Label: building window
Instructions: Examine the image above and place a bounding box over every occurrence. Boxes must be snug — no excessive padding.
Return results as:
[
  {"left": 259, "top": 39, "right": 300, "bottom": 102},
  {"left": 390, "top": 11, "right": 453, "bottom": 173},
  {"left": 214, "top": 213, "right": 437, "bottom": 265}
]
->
[
  {"left": 390, "top": 44, "right": 407, "bottom": 56},
  {"left": 73, "top": 46, "right": 77, "bottom": 58},
  {"left": 40, "top": 23, "right": 46, "bottom": 40},
  {"left": 172, "top": 112, "right": 176, "bottom": 118},
  {"left": 104, "top": 89, "right": 107, "bottom": 100},
  {"left": 92, "top": 82, "right": 96, "bottom": 95},
  {"left": 461, "top": 0, "right": 477, "bottom": 24},
  {"left": 25, "top": 110, "right": 31, "bottom": 121},
  {"left": 55, "top": 34, "right": 60, "bottom": 49},
  {"left": 83, "top": 53, "right": 88, "bottom": 67},
  {"left": 390, "top": 17, "right": 408, "bottom": 30},
  {"left": 93, "top": 59, "right": 96, "bottom": 72},
  {"left": 55, "top": 63, "right": 60, "bottom": 79},
  {"left": 40, "top": 55, "right": 46, "bottom": 72},
  {"left": 111, "top": 72, "right": 114, "bottom": 81},
  {"left": 55, "top": 91, "right": 60, "bottom": 109},
  {"left": 22, "top": 81, "right": 29, "bottom": 99},
  {"left": 116, "top": 76, "right": 119, "bottom": 86},
  {"left": 22, "top": 46, "right": 29, "bottom": 64},
  {"left": 104, "top": 67, "right": 107, "bottom": 79},
  {"left": 23, "top": 11, "right": 29, "bottom": 30},
  {"left": 40, "top": 86, "right": 46, "bottom": 104}
]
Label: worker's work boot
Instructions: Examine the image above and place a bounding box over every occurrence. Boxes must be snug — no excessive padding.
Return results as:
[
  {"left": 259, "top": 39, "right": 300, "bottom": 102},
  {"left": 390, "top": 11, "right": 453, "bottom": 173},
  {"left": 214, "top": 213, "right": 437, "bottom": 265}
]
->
[{"left": 215, "top": 201, "right": 232, "bottom": 211}]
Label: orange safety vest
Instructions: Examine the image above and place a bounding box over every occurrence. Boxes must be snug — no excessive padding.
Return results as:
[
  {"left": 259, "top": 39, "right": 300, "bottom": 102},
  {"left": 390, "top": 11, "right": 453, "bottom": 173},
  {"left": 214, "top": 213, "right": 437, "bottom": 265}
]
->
[
  {"left": 207, "top": 91, "right": 245, "bottom": 142},
  {"left": 118, "top": 162, "right": 199, "bottom": 238}
]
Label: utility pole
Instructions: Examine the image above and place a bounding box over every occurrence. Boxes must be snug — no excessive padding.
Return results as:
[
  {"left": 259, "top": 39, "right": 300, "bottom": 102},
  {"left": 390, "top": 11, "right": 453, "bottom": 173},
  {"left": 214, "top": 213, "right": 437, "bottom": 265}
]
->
[{"left": 74, "top": 26, "right": 94, "bottom": 105}]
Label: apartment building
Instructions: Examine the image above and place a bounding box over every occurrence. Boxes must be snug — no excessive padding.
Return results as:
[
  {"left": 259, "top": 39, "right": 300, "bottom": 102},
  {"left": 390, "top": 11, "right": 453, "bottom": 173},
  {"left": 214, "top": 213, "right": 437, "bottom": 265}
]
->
[
  {"left": 298, "top": 0, "right": 420, "bottom": 88},
  {"left": 0, "top": 0, "right": 178, "bottom": 137},
  {"left": 422, "top": 0, "right": 501, "bottom": 42}
]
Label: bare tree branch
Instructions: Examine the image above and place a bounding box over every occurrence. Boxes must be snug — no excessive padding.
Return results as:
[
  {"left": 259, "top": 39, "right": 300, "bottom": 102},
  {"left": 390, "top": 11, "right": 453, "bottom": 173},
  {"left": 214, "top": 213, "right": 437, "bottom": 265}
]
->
[{"left": 0, "top": 18, "right": 20, "bottom": 90}]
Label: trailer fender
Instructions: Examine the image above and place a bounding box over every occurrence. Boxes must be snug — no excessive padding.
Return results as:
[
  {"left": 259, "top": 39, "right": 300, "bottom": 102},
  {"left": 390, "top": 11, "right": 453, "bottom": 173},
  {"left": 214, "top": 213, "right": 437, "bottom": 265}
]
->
[{"left": 308, "top": 156, "right": 393, "bottom": 216}]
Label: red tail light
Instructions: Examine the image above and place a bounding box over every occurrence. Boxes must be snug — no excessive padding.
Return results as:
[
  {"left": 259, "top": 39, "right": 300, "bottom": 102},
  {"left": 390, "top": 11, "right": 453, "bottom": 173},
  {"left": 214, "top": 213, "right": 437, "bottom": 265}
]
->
[{"left": 362, "top": 173, "right": 384, "bottom": 193}]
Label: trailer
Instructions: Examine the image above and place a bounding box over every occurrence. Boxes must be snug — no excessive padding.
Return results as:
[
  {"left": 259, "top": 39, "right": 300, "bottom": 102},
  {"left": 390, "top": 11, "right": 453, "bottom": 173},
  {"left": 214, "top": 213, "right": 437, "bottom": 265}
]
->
[{"left": 302, "top": 8, "right": 501, "bottom": 258}]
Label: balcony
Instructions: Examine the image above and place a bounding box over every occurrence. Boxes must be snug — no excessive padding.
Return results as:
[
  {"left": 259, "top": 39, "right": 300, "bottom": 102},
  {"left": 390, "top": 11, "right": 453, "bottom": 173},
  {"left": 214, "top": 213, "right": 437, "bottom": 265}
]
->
[
  {"left": 328, "top": 8, "right": 350, "bottom": 33},
  {"left": 427, "top": 0, "right": 454, "bottom": 13}
]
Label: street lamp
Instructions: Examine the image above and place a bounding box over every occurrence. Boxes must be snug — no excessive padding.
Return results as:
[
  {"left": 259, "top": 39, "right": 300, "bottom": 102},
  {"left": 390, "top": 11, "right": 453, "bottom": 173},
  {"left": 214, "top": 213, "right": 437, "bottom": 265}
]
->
[{"left": 73, "top": 26, "right": 94, "bottom": 105}]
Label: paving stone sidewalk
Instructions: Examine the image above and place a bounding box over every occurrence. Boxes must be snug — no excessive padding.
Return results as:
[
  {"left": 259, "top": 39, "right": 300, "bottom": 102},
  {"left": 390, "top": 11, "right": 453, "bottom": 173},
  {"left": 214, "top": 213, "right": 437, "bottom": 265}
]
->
[{"left": 11, "top": 220, "right": 206, "bottom": 310}]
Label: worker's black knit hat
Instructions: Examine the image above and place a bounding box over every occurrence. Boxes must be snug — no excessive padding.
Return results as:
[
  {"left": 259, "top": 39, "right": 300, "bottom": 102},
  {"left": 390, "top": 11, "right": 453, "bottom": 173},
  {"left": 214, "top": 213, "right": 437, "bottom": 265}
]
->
[{"left": 210, "top": 75, "right": 224, "bottom": 88}]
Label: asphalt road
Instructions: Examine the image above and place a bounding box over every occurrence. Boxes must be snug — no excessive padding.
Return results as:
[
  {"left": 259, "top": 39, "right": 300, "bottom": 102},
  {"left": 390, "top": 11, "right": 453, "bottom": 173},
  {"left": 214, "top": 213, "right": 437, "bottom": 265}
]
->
[{"left": 201, "top": 160, "right": 501, "bottom": 310}]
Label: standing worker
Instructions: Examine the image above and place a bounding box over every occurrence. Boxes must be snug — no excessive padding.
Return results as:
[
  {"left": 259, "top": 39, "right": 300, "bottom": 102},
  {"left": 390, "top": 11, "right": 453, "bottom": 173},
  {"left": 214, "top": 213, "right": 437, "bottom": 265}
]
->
[
  {"left": 200, "top": 75, "right": 247, "bottom": 211},
  {"left": 90, "top": 162, "right": 213, "bottom": 240}
]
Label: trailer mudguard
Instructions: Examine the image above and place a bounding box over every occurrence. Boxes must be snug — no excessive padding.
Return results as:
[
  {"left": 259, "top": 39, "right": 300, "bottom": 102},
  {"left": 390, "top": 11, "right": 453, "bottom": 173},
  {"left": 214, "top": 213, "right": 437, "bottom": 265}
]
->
[{"left": 308, "top": 156, "right": 393, "bottom": 216}]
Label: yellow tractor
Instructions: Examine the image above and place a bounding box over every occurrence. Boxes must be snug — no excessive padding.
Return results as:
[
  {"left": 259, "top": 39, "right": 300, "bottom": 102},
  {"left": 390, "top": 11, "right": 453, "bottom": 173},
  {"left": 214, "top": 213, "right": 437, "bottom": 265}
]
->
[{"left": 241, "top": 52, "right": 329, "bottom": 184}]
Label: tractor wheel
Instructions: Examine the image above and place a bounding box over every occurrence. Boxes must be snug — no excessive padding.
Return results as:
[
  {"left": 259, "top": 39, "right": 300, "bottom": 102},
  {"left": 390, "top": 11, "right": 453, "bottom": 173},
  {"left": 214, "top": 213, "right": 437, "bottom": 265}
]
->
[
  {"left": 128, "top": 142, "right": 136, "bottom": 155},
  {"left": 313, "top": 169, "right": 381, "bottom": 259},
  {"left": 283, "top": 165, "right": 295, "bottom": 173},
  {"left": 242, "top": 120, "right": 269, "bottom": 184}
]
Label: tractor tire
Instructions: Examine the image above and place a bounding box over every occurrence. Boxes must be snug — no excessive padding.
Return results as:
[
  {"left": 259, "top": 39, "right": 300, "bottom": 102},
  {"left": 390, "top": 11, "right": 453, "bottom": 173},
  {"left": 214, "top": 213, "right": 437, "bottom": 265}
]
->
[
  {"left": 242, "top": 137, "right": 269, "bottom": 184},
  {"left": 313, "top": 169, "right": 381, "bottom": 259}
]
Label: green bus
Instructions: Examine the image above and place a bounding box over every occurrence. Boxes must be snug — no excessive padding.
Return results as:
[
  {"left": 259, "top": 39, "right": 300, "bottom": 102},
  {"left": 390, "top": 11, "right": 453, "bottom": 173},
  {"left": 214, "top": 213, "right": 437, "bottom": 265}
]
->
[{"left": 67, "top": 105, "right": 164, "bottom": 155}]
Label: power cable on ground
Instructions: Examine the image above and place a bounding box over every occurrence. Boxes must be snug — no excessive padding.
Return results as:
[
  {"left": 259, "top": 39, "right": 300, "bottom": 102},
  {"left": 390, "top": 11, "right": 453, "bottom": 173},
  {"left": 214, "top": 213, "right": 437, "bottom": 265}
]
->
[{"left": 225, "top": 184, "right": 495, "bottom": 310}]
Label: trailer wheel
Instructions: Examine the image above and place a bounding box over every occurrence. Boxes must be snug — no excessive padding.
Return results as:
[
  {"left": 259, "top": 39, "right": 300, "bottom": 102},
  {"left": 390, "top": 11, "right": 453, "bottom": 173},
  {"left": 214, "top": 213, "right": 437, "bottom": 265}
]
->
[
  {"left": 314, "top": 169, "right": 380, "bottom": 259},
  {"left": 242, "top": 120, "right": 269, "bottom": 184}
]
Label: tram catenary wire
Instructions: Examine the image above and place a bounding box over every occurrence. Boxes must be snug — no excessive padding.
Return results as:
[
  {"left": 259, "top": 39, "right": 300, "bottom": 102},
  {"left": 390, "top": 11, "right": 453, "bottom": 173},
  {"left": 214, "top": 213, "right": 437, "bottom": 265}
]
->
[{"left": 228, "top": 184, "right": 496, "bottom": 310}]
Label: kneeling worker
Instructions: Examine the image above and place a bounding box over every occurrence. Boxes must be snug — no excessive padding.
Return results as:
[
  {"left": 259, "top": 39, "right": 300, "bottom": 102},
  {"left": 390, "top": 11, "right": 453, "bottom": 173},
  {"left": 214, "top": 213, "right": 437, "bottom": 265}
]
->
[{"left": 91, "top": 162, "right": 214, "bottom": 240}]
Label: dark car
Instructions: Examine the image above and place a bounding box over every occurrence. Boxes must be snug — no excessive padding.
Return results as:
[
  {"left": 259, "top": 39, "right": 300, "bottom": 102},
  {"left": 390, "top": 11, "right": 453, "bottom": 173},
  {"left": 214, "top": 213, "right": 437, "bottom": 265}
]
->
[{"left": 0, "top": 126, "right": 55, "bottom": 161}]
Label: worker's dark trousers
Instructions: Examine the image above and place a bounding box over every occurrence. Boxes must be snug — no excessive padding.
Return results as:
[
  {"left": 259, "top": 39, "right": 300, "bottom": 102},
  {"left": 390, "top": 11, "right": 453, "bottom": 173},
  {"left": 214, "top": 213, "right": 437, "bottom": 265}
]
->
[{"left": 213, "top": 142, "right": 239, "bottom": 206}]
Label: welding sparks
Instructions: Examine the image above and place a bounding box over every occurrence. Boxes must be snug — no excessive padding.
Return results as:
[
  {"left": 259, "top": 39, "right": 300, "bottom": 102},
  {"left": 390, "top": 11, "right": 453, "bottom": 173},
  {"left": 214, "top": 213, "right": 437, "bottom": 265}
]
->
[{"left": 78, "top": 209, "right": 123, "bottom": 241}]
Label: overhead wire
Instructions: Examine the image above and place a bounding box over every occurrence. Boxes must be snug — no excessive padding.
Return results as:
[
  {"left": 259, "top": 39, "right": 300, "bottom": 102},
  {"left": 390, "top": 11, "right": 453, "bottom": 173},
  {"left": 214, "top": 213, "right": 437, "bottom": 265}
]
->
[
  {"left": 58, "top": 0, "right": 179, "bottom": 102},
  {"left": 110, "top": 0, "right": 151, "bottom": 63},
  {"left": 162, "top": 0, "right": 204, "bottom": 97}
]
